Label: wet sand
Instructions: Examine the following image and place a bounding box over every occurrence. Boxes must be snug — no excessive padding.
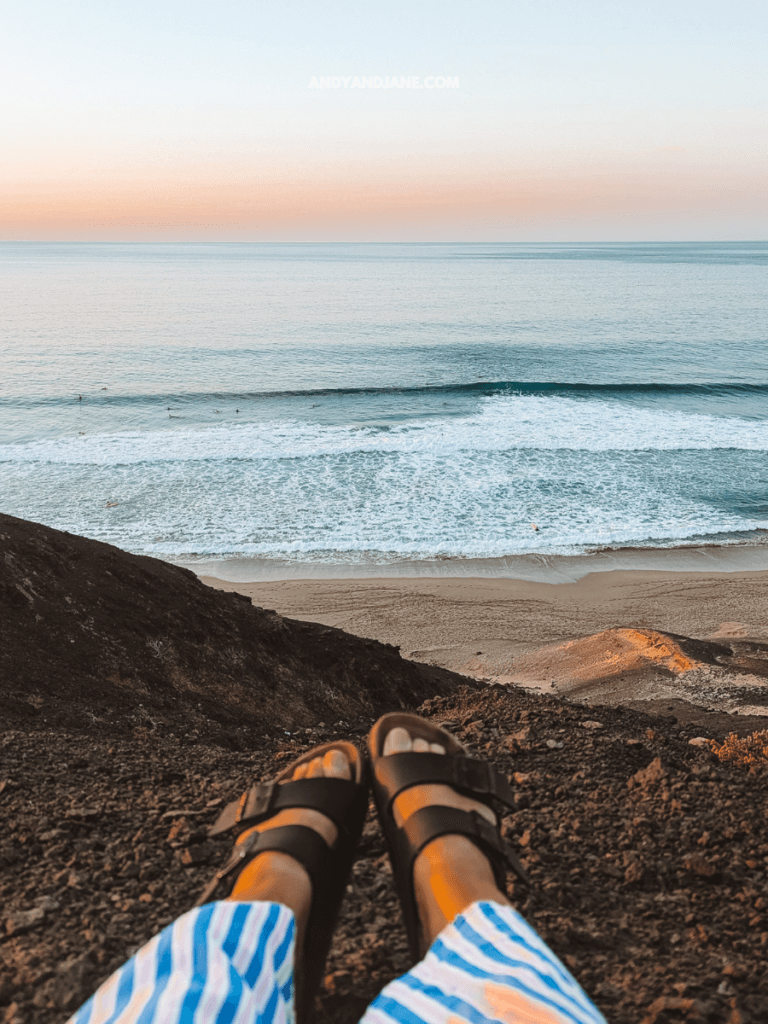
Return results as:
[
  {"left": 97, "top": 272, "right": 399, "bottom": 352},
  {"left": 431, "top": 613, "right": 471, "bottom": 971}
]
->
[{"left": 187, "top": 541, "right": 768, "bottom": 584}]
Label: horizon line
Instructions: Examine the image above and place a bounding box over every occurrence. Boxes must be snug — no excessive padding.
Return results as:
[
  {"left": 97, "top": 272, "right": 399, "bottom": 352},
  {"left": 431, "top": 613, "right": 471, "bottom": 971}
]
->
[{"left": 2, "top": 238, "right": 767, "bottom": 245}]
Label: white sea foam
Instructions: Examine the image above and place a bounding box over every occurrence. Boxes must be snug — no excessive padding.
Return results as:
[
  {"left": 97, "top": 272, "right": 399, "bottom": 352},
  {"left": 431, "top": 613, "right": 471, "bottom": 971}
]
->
[
  {"left": 2, "top": 395, "right": 767, "bottom": 466},
  {"left": 3, "top": 441, "right": 766, "bottom": 561}
]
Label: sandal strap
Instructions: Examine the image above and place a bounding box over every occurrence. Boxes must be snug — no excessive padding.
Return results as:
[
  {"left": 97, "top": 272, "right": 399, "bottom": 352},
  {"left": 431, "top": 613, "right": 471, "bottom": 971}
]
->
[
  {"left": 374, "top": 752, "right": 517, "bottom": 813},
  {"left": 210, "top": 777, "right": 365, "bottom": 838},
  {"left": 195, "top": 823, "right": 331, "bottom": 906},
  {"left": 397, "top": 805, "right": 530, "bottom": 887}
]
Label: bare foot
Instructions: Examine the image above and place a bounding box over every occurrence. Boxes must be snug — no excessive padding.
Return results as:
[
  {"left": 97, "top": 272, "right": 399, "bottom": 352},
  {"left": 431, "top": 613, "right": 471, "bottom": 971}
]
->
[
  {"left": 383, "top": 726, "right": 511, "bottom": 950},
  {"left": 227, "top": 748, "right": 351, "bottom": 952}
]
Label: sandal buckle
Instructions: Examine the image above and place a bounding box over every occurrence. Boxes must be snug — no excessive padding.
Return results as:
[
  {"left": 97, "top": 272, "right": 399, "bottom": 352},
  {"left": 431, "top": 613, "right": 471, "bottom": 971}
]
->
[
  {"left": 237, "top": 782, "right": 275, "bottom": 824},
  {"left": 455, "top": 757, "right": 494, "bottom": 795},
  {"left": 471, "top": 810, "right": 498, "bottom": 848}
]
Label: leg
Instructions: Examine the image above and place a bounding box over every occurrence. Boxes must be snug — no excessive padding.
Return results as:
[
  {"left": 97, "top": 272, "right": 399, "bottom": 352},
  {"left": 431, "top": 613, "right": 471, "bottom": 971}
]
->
[
  {"left": 67, "top": 749, "right": 355, "bottom": 1024},
  {"left": 362, "top": 721, "right": 606, "bottom": 1024}
]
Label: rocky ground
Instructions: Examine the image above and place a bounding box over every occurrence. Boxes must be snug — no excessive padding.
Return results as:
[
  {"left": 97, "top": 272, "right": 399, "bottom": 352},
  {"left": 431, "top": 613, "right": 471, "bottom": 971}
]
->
[
  {"left": 2, "top": 514, "right": 768, "bottom": 1023},
  {"left": 2, "top": 685, "right": 767, "bottom": 1024}
]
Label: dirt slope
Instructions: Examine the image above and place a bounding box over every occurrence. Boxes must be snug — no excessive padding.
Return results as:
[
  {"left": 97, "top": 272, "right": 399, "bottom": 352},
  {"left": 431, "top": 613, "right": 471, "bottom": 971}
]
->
[{"left": 0, "top": 513, "right": 464, "bottom": 744}]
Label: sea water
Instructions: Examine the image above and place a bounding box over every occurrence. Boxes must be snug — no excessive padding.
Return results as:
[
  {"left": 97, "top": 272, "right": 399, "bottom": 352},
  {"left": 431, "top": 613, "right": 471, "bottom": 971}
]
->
[{"left": 2, "top": 241, "right": 767, "bottom": 579}]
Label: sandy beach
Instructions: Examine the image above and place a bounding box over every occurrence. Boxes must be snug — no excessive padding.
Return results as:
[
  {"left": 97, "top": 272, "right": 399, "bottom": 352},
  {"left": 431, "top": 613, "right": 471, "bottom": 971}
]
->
[
  {"left": 202, "top": 567, "right": 768, "bottom": 659},
  {"left": 202, "top": 567, "right": 768, "bottom": 723}
]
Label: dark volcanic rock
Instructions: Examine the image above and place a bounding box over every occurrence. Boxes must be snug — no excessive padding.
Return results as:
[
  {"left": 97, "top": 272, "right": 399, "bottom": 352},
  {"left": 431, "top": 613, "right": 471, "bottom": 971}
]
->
[
  {"left": 1, "top": 688, "right": 767, "bottom": 1024},
  {"left": 0, "top": 513, "right": 465, "bottom": 744}
]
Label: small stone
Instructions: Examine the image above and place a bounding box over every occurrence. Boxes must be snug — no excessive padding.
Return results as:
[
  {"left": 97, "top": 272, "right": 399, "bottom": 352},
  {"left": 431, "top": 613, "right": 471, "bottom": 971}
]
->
[
  {"left": 65, "top": 807, "right": 99, "bottom": 820},
  {"left": 582, "top": 720, "right": 603, "bottom": 730},
  {"left": 5, "top": 907, "right": 46, "bottom": 936},
  {"left": 643, "top": 996, "right": 696, "bottom": 1020},
  {"left": 683, "top": 852, "right": 717, "bottom": 877},
  {"left": 166, "top": 818, "right": 191, "bottom": 843},
  {"left": 34, "top": 895, "right": 60, "bottom": 912},
  {"left": 38, "top": 829, "right": 65, "bottom": 841},
  {"left": 545, "top": 739, "right": 563, "bottom": 750},
  {"left": 631, "top": 757, "right": 667, "bottom": 788},
  {"left": 323, "top": 970, "right": 351, "bottom": 995},
  {"left": 505, "top": 728, "right": 531, "bottom": 751},
  {"left": 688, "top": 737, "right": 711, "bottom": 748},
  {"left": 624, "top": 860, "right": 645, "bottom": 884},
  {"left": 179, "top": 841, "right": 215, "bottom": 866}
]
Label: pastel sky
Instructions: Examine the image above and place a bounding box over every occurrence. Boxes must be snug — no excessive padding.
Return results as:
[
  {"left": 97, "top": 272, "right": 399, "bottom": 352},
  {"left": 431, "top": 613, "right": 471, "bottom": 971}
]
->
[{"left": 2, "top": 0, "right": 766, "bottom": 240}]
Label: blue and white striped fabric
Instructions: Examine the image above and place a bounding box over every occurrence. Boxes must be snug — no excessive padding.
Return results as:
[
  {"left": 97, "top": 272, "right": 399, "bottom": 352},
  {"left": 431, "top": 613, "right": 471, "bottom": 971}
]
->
[
  {"left": 68, "top": 900, "right": 605, "bottom": 1024},
  {"left": 68, "top": 901, "right": 296, "bottom": 1024},
  {"left": 361, "top": 901, "right": 605, "bottom": 1024}
]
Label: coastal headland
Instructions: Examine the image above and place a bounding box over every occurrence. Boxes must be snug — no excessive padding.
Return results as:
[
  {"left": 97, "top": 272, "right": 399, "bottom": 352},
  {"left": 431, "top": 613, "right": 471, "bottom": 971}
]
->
[{"left": 2, "top": 514, "right": 768, "bottom": 1023}]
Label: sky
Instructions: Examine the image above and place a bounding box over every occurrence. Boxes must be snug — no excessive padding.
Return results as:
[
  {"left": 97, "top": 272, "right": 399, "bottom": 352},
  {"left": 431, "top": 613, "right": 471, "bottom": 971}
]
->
[{"left": 1, "top": 0, "right": 767, "bottom": 240}]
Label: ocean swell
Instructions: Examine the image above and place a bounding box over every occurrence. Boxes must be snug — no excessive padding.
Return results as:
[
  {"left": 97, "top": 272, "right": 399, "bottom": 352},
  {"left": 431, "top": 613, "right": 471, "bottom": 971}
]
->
[{"left": 2, "top": 393, "right": 767, "bottom": 466}]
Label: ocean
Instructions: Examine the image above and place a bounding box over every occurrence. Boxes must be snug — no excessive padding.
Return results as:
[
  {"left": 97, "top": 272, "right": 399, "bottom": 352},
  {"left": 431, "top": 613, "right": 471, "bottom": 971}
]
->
[{"left": 2, "top": 241, "right": 768, "bottom": 581}]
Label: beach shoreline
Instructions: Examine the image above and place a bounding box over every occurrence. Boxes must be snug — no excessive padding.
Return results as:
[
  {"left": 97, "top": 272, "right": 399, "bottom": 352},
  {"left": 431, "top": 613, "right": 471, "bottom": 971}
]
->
[{"left": 181, "top": 538, "right": 768, "bottom": 585}]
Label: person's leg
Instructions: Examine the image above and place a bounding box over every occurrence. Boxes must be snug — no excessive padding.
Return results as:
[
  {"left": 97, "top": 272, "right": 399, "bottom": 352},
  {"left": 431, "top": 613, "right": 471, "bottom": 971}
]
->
[
  {"left": 67, "top": 750, "right": 351, "bottom": 1024},
  {"left": 225, "top": 747, "right": 349, "bottom": 957},
  {"left": 361, "top": 724, "right": 606, "bottom": 1024},
  {"left": 383, "top": 726, "right": 512, "bottom": 946}
]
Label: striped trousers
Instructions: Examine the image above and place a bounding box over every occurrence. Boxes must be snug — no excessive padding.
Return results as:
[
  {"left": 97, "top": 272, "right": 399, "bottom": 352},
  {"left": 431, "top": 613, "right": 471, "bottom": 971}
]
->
[{"left": 67, "top": 900, "right": 606, "bottom": 1024}]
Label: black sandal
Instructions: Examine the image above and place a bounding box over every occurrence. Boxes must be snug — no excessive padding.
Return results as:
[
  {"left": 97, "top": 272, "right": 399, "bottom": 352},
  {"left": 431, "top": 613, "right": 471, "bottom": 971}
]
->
[
  {"left": 368, "top": 712, "right": 528, "bottom": 961},
  {"left": 196, "top": 741, "right": 368, "bottom": 1023}
]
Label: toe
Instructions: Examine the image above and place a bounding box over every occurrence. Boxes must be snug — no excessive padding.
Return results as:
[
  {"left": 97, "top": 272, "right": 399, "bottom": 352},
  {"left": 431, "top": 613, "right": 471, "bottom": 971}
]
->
[
  {"left": 293, "top": 762, "right": 308, "bottom": 780},
  {"left": 307, "top": 756, "right": 325, "bottom": 778},
  {"left": 383, "top": 726, "right": 413, "bottom": 756},
  {"left": 386, "top": 723, "right": 498, "bottom": 830},
  {"left": 323, "top": 748, "right": 352, "bottom": 780}
]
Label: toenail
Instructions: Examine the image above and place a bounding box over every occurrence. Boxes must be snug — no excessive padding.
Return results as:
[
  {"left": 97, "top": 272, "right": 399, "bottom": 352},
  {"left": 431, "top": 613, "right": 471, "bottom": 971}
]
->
[
  {"left": 323, "top": 749, "right": 348, "bottom": 777},
  {"left": 384, "top": 727, "right": 412, "bottom": 756}
]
